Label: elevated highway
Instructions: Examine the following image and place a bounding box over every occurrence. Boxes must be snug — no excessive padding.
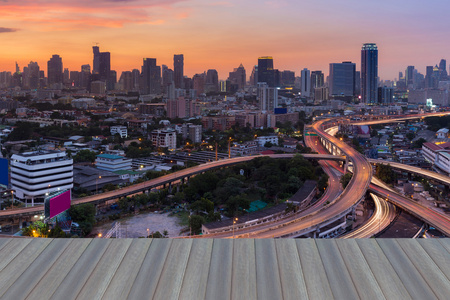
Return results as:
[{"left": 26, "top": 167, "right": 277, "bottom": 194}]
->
[{"left": 0, "top": 154, "right": 344, "bottom": 221}]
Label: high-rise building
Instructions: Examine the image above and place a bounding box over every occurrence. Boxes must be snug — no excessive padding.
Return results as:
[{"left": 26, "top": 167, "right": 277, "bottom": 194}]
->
[
  {"left": 301, "top": 68, "right": 311, "bottom": 97},
  {"left": 26, "top": 61, "right": 40, "bottom": 90},
  {"left": 228, "top": 64, "right": 246, "bottom": 90},
  {"left": 92, "top": 46, "right": 111, "bottom": 89},
  {"left": 140, "top": 58, "right": 161, "bottom": 95},
  {"left": 192, "top": 72, "right": 206, "bottom": 95},
  {"left": 378, "top": 86, "right": 394, "bottom": 104},
  {"left": 257, "top": 82, "right": 278, "bottom": 111},
  {"left": 93, "top": 46, "right": 100, "bottom": 74},
  {"left": 174, "top": 54, "right": 184, "bottom": 89},
  {"left": 280, "top": 70, "right": 295, "bottom": 88},
  {"left": 425, "top": 66, "right": 434, "bottom": 89},
  {"left": 329, "top": 62, "right": 356, "bottom": 97},
  {"left": 406, "top": 66, "right": 415, "bottom": 86},
  {"left": 311, "top": 71, "right": 324, "bottom": 89},
  {"left": 258, "top": 56, "right": 275, "bottom": 87},
  {"left": 250, "top": 65, "right": 258, "bottom": 86},
  {"left": 80, "top": 64, "right": 91, "bottom": 89},
  {"left": 205, "top": 69, "right": 219, "bottom": 93},
  {"left": 361, "top": 43, "right": 378, "bottom": 104},
  {"left": 439, "top": 59, "right": 447, "bottom": 81},
  {"left": 47, "top": 55, "right": 63, "bottom": 86}
]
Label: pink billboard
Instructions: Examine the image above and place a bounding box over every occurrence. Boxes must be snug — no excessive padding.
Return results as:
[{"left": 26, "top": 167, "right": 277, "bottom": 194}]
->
[{"left": 49, "top": 190, "right": 71, "bottom": 219}]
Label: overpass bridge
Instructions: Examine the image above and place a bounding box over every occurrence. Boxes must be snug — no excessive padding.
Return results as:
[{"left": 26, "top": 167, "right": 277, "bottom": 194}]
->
[{"left": 0, "top": 154, "right": 344, "bottom": 222}]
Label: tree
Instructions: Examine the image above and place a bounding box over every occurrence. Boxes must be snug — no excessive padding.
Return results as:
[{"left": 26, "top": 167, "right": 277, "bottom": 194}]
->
[
  {"left": 376, "top": 164, "right": 396, "bottom": 184},
  {"left": 340, "top": 173, "right": 353, "bottom": 189},
  {"left": 406, "top": 132, "right": 415, "bottom": 141},
  {"left": 189, "top": 215, "right": 205, "bottom": 235},
  {"left": 226, "top": 194, "right": 250, "bottom": 216},
  {"left": 73, "top": 149, "right": 97, "bottom": 163},
  {"left": 412, "top": 138, "right": 426, "bottom": 149},
  {"left": 190, "top": 197, "right": 214, "bottom": 214},
  {"left": 264, "top": 141, "right": 273, "bottom": 148},
  {"left": 68, "top": 203, "right": 96, "bottom": 236}
]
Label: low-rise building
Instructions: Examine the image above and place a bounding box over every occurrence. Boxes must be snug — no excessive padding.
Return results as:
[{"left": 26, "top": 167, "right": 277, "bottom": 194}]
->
[
  {"left": 95, "top": 154, "right": 132, "bottom": 172},
  {"left": 110, "top": 125, "right": 128, "bottom": 138},
  {"left": 256, "top": 136, "right": 279, "bottom": 147},
  {"left": 10, "top": 150, "right": 73, "bottom": 206},
  {"left": 151, "top": 129, "right": 177, "bottom": 150}
]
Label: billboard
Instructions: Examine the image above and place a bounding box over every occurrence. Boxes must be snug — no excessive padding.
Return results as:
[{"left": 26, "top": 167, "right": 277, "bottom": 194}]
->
[
  {"left": 45, "top": 190, "right": 71, "bottom": 219},
  {"left": 0, "top": 158, "right": 8, "bottom": 186},
  {"left": 274, "top": 108, "right": 287, "bottom": 115}
]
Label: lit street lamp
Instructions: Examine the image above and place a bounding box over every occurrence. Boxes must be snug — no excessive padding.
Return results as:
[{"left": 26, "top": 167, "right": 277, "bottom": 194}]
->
[{"left": 232, "top": 217, "right": 238, "bottom": 238}]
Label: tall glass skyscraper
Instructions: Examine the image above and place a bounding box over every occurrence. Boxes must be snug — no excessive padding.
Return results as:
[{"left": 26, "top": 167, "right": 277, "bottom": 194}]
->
[{"left": 361, "top": 43, "right": 378, "bottom": 104}]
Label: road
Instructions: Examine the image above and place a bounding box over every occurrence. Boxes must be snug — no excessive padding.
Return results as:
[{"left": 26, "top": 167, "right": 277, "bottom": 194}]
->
[
  {"left": 0, "top": 153, "right": 342, "bottom": 220},
  {"left": 341, "top": 193, "right": 396, "bottom": 238}
]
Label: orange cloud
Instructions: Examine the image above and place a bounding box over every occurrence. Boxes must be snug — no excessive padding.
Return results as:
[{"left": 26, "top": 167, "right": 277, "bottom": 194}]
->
[{"left": 0, "top": 0, "right": 187, "bottom": 30}]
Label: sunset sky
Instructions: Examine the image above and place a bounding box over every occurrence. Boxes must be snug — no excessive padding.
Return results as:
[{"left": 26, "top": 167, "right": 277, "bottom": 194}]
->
[{"left": 1, "top": 0, "right": 449, "bottom": 80}]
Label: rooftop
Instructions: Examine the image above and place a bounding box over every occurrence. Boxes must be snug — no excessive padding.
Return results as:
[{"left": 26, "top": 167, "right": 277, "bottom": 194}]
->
[{"left": 96, "top": 154, "right": 125, "bottom": 160}]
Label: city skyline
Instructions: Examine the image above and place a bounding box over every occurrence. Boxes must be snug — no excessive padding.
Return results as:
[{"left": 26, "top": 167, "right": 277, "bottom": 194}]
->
[{"left": 1, "top": 0, "right": 449, "bottom": 80}]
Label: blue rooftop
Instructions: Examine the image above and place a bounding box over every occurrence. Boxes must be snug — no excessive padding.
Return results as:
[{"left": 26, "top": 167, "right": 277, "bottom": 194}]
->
[{"left": 96, "top": 154, "right": 124, "bottom": 160}]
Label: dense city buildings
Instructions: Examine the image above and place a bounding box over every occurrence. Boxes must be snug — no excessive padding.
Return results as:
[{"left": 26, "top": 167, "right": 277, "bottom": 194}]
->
[
  {"left": 301, "top": 68, "right": 311, "bottom": 98},
  {"left": 361, "top": 43, "right": 378, "bottom": 104},
  {"left": 140, "top": 58, "right": 161, "bottom": 95}
]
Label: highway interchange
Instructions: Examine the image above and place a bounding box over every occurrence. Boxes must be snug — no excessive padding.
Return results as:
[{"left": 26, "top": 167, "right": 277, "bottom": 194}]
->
[{"left": 2, "top": 112, "right": 450, "bottom": 238}]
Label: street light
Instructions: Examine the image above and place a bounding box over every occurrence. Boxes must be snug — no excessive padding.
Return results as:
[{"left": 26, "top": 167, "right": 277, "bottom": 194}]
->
[
  {"left": 96, "top": 175, "right": 102, "bottom": 194},
  {"left": 10, "top": 190, "right": 14, "bottom": 209},
  {"left": 232, "top": 217, "right": 238, "bottom": 238}
]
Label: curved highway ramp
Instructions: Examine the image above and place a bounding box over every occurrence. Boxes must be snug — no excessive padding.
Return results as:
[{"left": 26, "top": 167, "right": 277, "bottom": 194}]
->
[{"left": 0, "top": 238, "right": 449, "bottom": 299}]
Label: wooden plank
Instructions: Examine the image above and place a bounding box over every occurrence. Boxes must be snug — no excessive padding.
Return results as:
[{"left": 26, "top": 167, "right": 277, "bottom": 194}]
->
[
  {"left": 275, "top": 239, "right": 308, "bottom": 300},
  {"left": 152, "top": 239, "right": 193, "bottom": 300},
  {"left": 101, "top": 239, "right": 152, "bottom": 300},
  {"left": 204, "top": 239, "right": 233, "bottom": 300},
  {"left": 356, "top": 239, "right": 411, "bottom": 300},
  {"left": 1, "top": 239, "right": 72, "bottom": 299},
  {"left": 0, "top": 239, "right": 51, "bottom": 293},
  {"left": 127, "top": 239, "right": 172, "bottom": 299},
  {"left": 76, "top": 239, "right": 133, "bottom": 300},
  {"left": 315, "top": 239, "right": 359, "bottom": 300},
  {"left": 295, "top": 239, "right": 333, "bottom": 300},
  {"left": 376, "top": 239, "right": 437, "bottom": 300},
  {"left": 178, "top": 239, "right": 214, "bottom": 300},
  {"left": 418, "top": 239, "right": 450, "bottom": 280},
  {"left": 335, "top": 239, "right": 385, "bottom": 300},
  {"left": 49, "top": 239, "right": 112, "bottom": 300},
  {"left": 255, "top": 239, "right": 283, "bottom": 300},
  {"left": 396, "top": 239, "right": 450, "bottom": 299},
  {"left": 230, "top": 239, "right": 257, "bottom": 300},
  {"left": 437, "top": 239, "right": 450, "bottom": 254},
  {"left": 0, "top": 238, "right": 11, "bottom": 251},
  {"left": 25, "top": 239, "right": 92, "bottom": 300},
  {"left": 0, "top": 239, "right": 32, "bottom": 273}
]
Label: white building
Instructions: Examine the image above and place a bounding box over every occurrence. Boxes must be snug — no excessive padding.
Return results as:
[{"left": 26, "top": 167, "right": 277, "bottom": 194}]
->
[
  {"left": 436, "top": 128, "right": 449, "bottom": 139},
  {"left": 257, "top": 82, "right": 278, "bottom": 112},
  {"left": 96, "top": 154, "right": 132, "bottom": 172},
  {"left": 301, "top": 68, "right": 311, "bottom": 98},
  {"left": 256, "top": 136, "right": 279, "bottom": 147},
  {"left": 436, "top": 152, "right": 450, "bottom": 175},
  {"left": 10, "top": 150, "right": 73, "bottom": 206},
  {"left": 151, "top": 129, "right": 177, "bottom": 150},
  {"left": 110, "top": 125, "right": 128, "bottom": 138}
]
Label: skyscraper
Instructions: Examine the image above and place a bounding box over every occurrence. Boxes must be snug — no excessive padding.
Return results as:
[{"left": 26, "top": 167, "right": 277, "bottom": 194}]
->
[
  {"left": 329, "top": 62, "right": 356, "bottom": 97},
  {"left": 311, "top": 71, "right": 324, "bottom": 90},
  {"left": 93, "top": 46, "right": 100, "bottom": 74},
  {"left": 405, "top": 66, "right": 415, "bottom": 86},
  {"left": 174, "top": 54, "right": 184, "bottom": 89},
  {"left": 228, "top": 64, "right": 246, "bottom": 90},
  {"left": 439, "top": 59, "right": 447, "bottom": 80},
  {"left": 140, "top": 58, "right": 161, "bottom": 95},
  {"left": 301, "top": 68, "right": 311, "bottom": 97},
  {"left": 257, "top": 82, "right": 278, "bottom": 112},
  {"left": 47, "top": 54, "right": 63, "bottom": 86},
  {"left": 258, "top": 56, "right": 275, "bottom": 87},
  {"left": 205, "top": 69, "right": 219, "bottom": 93},
  {"left": 361, "top": 43, "right": 378, "bottom": 104}
]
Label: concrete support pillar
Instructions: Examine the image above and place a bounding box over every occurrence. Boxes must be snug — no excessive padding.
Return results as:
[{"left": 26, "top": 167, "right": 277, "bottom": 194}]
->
[
  {"left": 19, "top": 217, "right": 22, "bottom": 229},
  {"left": 31, "top": 198, "right": 34, "bottom": 207},
  {"left": 408, "top": 173, "right": 412, "bottom": 181},
  {"left": 168, "top": 182, "right": 172, "bottom": 194},
  {"left": 352, "top": 207, "right": 356, "bottom": 220}
]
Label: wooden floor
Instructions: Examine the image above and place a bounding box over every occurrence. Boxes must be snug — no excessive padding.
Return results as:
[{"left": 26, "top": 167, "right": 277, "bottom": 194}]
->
[{"left": 0, "top": 238, "right": 449, "bottom": 299}]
